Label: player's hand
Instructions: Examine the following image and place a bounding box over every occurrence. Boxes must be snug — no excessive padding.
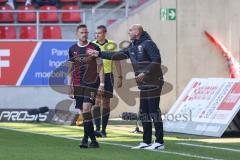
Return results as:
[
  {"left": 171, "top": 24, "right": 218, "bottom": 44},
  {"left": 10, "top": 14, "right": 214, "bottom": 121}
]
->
[
  {"left": 86, "top": 48, "right": 99, "bottom": 57},
  {"left": 117, "top": 77, "right": 122, "bottom": 88},
  {"left": 68, "top": 85, "right": 74, "bottom": 99},
  {"left": 135, "top": 73, "right": 145, "bottom": 83},
  {"left": 97, "top": 85, "right": 104, "bottom": 96},
  {"left": 83, "top": 56, "right": 94, "bottom": 63}
]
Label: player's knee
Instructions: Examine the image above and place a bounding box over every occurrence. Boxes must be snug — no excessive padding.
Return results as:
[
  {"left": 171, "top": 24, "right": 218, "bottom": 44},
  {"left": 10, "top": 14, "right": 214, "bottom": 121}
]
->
[
  {"left": 82, "top": 102, "right": 92, "bottom": 111},
  {"left": 95, "top": 98, "right": 101, "bottom": 106},
  {"left": 102, "top": 98, "right": 110, "bottom": 107},
  {"left": 82, "top": 112, "right": 92, "bottom": 121}
]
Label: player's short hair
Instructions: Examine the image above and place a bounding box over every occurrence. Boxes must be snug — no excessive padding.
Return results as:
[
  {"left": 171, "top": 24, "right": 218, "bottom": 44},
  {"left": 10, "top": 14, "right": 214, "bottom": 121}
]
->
[
  {"left": 76, "top": 24, "right": 87, "bottom": 31},
  {"left": 97, "top": 25, "right": 107, "bottom": 33}
]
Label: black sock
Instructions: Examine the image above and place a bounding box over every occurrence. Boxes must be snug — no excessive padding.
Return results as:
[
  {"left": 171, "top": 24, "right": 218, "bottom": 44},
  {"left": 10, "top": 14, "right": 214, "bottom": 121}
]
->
[
  {"left": 88, "top": 120, "right": 96, "bottom": 142},
  {"left": 92, "top": 106, "right": 101, "bottom": 131},
  {"left": 82, "top": 112, "right": 96, "bottom": 142},
  {"left": 102, "top": 107, "right": 110, "bottom": 133},
  {"left": 82, "top": 120, "right": 89, "bottom": 142}
]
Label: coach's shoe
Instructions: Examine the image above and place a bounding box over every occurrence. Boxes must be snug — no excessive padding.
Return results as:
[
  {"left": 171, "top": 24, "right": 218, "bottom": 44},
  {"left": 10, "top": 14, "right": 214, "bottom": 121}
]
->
[
  {"left": 145, "top": 143, "right": 165, "bottom": 150},
  {"left": 131, "top": 142, "right": 150, "bottom": 149},
  {"left": 100, "top": 131, "right": 107, "bottom": 138},
  {"left": 89, "top": 141, "right": 100, "bottom": 148},
  {"left": 79, "top": 137, "right": 88, "bottom": 148},
  {"left": 79, "top": 142, "right": 88, "bottom": 148},
  {"left": 94, "top": 130, "right": 102, "bottom": 138}
]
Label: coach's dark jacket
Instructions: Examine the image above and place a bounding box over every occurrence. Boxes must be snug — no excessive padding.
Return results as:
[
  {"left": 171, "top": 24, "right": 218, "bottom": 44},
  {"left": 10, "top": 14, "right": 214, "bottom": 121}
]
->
[{"left": 100, "top": 31, "right": 164, "bottom": 90}]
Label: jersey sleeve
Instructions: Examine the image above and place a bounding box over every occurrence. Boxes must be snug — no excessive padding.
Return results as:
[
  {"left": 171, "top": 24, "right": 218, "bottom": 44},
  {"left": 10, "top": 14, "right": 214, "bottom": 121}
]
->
[{"left": 68, "top": 47, "right": 74, "bottom": 62}]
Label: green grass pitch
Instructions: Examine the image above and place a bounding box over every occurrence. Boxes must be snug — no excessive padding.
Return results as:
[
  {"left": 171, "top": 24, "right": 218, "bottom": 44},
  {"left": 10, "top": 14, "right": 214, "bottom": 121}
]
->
[{"left": 0, "top": 123, "right": 239, "bottom": 160}]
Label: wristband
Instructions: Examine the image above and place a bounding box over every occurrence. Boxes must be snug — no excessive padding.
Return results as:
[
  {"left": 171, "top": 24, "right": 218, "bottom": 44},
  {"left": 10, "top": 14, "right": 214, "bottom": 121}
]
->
[{"left": 100, "top": 83, "right": 104, "bottom": 87}]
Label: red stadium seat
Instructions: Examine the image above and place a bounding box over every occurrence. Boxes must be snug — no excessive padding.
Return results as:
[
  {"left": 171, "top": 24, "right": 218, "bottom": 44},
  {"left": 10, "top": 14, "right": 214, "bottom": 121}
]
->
[
  {"left": 107, "top": 19, "right": 117, "bottom": 26},
  {"left": 17, "top": 6, "right": 36, "bottom": 23},
  {"left": 59, "top": 0, "right": 78, "bottom": 3},
  {"left": 16, "top": 0, "right": 25, "bottom": 2},
  {"left": 0, "top": 6, "right": 14, "bottom": 23},
  {"left": 0, "top": 0, "right": 7, "bottom": 3},
  {"left": 80, "top": 0, "right": 100, "bottom": 3},
  {"left": 61, "top": 6, "right": 81, "bottom": 23},
  {"left": 42, "top": 26, "right": 62, "bottom": 39},
  {"left": 40, "top": 6, "right": 58, "bottom": 23},
  {"left": 108, "top": 0, "right": 122, "bottom": 3},
  {"left": 80, "top": 0, "right": 122, "bottom": 3},
  {"left": 0, "top": 26, "right": 16, "bottom": 39},
  {"left": 20, "top": 26, "right": 36, "bottom": 39}
]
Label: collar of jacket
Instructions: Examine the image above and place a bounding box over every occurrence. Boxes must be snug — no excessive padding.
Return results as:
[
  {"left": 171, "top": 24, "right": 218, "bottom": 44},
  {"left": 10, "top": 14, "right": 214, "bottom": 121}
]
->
[{"left": 133, "top": 31, "right": 152, "bottom": 45}]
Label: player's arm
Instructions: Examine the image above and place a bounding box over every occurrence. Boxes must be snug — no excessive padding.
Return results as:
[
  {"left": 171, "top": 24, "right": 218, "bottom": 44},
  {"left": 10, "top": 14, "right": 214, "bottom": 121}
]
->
[
  {"left": 68, "top": 62, "right": 73, "bottom": 82},
  {"left": 68, "top": 49, "right": 74, "bottom": 98},
  {"left": 114, "top": 60, "right": 123, "bottom": 88},
  {"left": 95, "top": 45, "right": 105, "bottom": 92},
  {"left": 98, "top": 63, "right": 104, "bottom": 85},
  {"left": 97, "top": 58, "right": 105, "bottom": 93}
]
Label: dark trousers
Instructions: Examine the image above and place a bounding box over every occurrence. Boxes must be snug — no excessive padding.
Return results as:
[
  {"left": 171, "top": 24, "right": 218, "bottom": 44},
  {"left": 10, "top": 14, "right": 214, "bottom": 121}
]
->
[{"left": 139, "top": 89, "right": 164, "bottom": 144}]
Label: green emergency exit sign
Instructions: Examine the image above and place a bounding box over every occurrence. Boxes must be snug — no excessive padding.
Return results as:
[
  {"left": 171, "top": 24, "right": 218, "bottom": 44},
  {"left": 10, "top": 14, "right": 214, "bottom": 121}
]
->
[{"left": 160, "top": 8, "right": 176, "bottom": 21}]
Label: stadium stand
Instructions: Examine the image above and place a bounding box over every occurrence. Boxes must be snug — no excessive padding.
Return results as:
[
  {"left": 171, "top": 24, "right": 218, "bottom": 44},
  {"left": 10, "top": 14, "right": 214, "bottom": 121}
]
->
[
  {"left": 108, "top": 0, "right": 123, "bottom": 3},
  {"left": 20, "top": 26, "right": 36, "bottom": 39},
  {"left": 40, "top": 6, "right": 59, "bottom": 23},
  {"left": 59, "top": 0, "right": 78, "bottom": 3},
  {"left": 0, "top": 0, "right": 148, "bottom": 39},
  {"left": 16, "top": 0, "right": 26, "bottom": 3},
  {"left": 107, "top": 19, "right": 117, "bottom": 26},
  {"left": 61, "top": 6, "right": 81, "bottom": 23},
  {"left": 42, "top": 26, "right": 62, "bottom": 39},
  {"left": 80, "top": 0, "right": 99, "bottom": 3},
  {"left": 0, "top": 6, "right": 14, "bottom": 23},
  {"left": 0, "top": 0, "right": 7, "bottom": 3},
  {"left": 0, "top": 26, "right": 16, "bottom": 38},
  {"left": 17, "top": 6, "right": 36, "bottom": 23}
]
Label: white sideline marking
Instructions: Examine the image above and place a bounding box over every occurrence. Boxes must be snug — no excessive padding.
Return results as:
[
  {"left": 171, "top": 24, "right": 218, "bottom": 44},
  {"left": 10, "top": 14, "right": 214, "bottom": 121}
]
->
[
  {"left": 0, "top": 126, "right": 223, "bottom": 160},
  {"left": 177, "top": 142, "right": 240, "bottom": 153}
]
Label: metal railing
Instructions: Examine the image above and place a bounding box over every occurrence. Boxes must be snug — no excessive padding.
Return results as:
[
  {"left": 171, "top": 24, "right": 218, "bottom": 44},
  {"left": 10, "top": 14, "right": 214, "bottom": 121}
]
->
[
  {"left": 90, "top": 0, "right": 129, "bottom": 34},
  {"left": 90, "top": 0, "right": 153, "bottom": 30},
  {"left": 0, "top": 0, "right": 151, "bottom": 41},
  {"left": 0, "top": 9, "right": 86, "bottom": 41}
]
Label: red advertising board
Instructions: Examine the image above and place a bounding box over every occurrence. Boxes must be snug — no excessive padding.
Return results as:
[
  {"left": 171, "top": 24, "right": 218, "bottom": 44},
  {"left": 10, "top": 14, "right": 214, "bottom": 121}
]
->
[{"left": 0, "top": 42, "right": 36, "bottom": 85}]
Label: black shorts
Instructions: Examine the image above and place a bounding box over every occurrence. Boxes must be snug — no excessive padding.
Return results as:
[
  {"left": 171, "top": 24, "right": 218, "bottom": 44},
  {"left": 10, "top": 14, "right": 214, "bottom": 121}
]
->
[
  {"left": 74, "top": 82, "right": 99, "bottom": 110},
  {"left": 103, "top": 73, "right": 114, "bottom": 98}
]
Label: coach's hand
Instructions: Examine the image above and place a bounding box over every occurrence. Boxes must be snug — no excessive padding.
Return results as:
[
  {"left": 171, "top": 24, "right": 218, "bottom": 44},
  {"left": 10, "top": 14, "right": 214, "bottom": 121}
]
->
[
  {"left": 135, "top": 73, "right": 145, "bottom": 83},
  {"left": 86, "top": 48, "right": 99, "bottom": 57}
]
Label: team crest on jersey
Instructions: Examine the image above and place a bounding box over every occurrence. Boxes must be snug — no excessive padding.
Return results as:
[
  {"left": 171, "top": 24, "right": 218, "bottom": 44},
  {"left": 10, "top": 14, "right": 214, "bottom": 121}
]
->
[{"left": 138, "top": 45, "right": 143, "bottom": 53}]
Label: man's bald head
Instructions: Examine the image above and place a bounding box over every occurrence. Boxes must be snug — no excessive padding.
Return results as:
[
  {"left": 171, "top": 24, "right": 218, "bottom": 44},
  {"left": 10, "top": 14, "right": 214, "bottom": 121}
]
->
[
  {"left": 131, "top": 24, "right": 144, "bottom": 33},
  {"left": 128, "top": 24, "right": 144, "bottom": 40}
]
